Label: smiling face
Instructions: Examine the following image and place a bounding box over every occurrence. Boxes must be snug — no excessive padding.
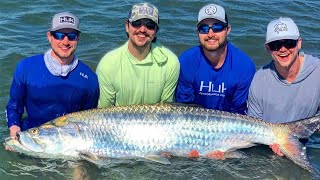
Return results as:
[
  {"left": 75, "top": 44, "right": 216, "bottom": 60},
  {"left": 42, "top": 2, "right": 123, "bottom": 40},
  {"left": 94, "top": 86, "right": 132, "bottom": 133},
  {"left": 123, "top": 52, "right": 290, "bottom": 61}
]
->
[
  {"left": 47, "top": 28, "right": 79, "bottom": 65},
  {"left": 267, "top": 38, "right": 302, "bottom": 71},
  {"left": 197, "top": 18, "right": 230, "bottom": 52},
  {"left": 125, "top": 19, "right": 157, "bottom": 51}
]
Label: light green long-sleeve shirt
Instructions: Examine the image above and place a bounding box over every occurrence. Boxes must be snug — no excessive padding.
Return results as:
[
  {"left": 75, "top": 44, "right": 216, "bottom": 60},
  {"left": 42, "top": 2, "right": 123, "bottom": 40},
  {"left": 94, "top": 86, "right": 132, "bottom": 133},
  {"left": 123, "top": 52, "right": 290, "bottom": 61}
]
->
[{"left": 96, "top": 41, "right": 180, "bottom": 107}]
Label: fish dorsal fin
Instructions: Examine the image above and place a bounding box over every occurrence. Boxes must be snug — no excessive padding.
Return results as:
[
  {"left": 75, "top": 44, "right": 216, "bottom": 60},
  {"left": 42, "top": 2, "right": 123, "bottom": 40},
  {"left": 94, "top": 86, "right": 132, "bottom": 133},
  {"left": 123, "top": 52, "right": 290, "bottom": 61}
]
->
[{"left": 145, "top": 154, "right": 171, "bottom": 165}]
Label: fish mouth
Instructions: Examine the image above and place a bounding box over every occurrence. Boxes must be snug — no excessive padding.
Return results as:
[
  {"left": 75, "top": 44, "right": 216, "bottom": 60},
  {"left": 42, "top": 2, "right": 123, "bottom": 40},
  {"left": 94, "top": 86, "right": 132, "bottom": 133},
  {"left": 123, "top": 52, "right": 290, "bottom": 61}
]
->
[
  {"left": 15, "top": 132, "right": 44, "bottom": 153},
  {"left": 4, "top": 137, "right": 30, "bottom": 153}
]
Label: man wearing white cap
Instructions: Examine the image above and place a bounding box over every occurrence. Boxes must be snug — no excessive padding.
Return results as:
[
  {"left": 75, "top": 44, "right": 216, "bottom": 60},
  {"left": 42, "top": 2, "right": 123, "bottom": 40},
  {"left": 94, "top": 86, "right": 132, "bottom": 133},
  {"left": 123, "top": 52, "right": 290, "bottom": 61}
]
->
[
  {"left": 6, "top": 12, "right": 99, "bottom": 140},
  {"left": 176, "top": 4, "right": 255, "bottom": 115},
  {"left": 96, "top": 3, "right": 179, "bottom": 107},
  {"left": 247, "top": 17, "right": 320, "bottom": 155}
]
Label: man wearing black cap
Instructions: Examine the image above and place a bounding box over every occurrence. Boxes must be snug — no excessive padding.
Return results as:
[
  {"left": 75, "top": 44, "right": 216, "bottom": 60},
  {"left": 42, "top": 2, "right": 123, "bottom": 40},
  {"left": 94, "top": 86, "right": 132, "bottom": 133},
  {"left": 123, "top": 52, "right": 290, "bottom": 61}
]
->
[
  {"left": 176, "top": 4, "right": 255, "bottom": 115},
  {"left": 6, "top": 12, "right": 99, "bottom": 140}
]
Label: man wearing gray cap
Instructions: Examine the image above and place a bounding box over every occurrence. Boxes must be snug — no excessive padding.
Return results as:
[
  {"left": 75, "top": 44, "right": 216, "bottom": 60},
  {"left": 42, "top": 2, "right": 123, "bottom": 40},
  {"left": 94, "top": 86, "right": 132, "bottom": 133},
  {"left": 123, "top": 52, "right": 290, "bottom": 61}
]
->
[
  {"left": 176, "top": 3, "right": 255, "bottom": 115},
  {"left": 5, "top": 12, "right": 99, "bottom": 140},
  {"left": 247, "top": 17, "right": 320, "bottom": 155},
  {"left": 96, "top": 3, "right": 179, "bottom": 107}
]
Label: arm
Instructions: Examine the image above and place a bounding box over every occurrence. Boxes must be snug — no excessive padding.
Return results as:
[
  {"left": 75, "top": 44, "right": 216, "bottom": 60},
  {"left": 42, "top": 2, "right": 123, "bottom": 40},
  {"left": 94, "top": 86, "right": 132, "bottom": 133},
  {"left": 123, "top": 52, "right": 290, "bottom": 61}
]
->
[
  {"left": 175, "top": 55, "right": 195, "bottom": 103},
  {"left": 231, "top": 65, "right": 256, "bottom": 115},
  {"left": 96, "top": 58, "right": 116, "bottom": 108},
  {"left": 83, "top": 77, "right": 100, "bottom": 110},
  {"left": 246, "top": 71, "right": 283, "bottom": 156},
  {"left": 247, "top": 76, "right": 264, "bottom": 119},
  {"left": 160, "top": 57, "right": 180, "bottom": 102},
  {"left": 6, "top": 63, "right": 26, "bottom": 138}
]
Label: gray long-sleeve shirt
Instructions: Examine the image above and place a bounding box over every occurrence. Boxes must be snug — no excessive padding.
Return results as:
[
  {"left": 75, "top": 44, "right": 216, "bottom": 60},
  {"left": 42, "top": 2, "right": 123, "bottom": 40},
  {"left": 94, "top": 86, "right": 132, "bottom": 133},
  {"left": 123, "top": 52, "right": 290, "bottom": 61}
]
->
[{"left": 247, "top": 53, "right": 320, "bottom": 123}]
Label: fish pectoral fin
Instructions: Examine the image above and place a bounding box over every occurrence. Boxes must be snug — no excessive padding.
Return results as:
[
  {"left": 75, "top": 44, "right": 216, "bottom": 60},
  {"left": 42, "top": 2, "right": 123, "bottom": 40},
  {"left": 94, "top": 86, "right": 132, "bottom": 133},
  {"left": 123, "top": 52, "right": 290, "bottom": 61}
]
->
[
  {"left": 145, "top": 154, "right": 171, "bottom": 165},
  {"left": 79, "top": 151, "right": 99, "bottom": 161},
  {"left": 78, "top": 151, "right": 106, "bottom": 167}
]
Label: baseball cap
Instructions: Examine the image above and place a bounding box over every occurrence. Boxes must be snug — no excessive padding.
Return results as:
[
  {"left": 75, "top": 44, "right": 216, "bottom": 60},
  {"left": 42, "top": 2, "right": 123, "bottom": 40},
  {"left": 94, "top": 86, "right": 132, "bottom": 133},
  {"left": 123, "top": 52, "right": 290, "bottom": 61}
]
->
[
  {"left": 197, "top": 4, "right": 228, "bottom": 25},
  {"left": 128, "top": 3, "right": 159, "bottom": 26},
  {"left": 50, "top": 12, "right": 80, "bottom": 32},
  {"left": 265, "top": 17, "right": 299, "bottom": 44}
]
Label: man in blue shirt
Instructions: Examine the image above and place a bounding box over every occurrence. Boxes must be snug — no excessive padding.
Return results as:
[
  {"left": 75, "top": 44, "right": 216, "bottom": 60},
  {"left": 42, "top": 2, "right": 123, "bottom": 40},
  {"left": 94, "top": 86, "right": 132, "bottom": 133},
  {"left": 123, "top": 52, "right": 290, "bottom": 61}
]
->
[
  {"left": 6, "top": 12, "right": 99, "bottom": 140},
  {"left": 176, "top": 3, "right": 255, "bottom": 115}
]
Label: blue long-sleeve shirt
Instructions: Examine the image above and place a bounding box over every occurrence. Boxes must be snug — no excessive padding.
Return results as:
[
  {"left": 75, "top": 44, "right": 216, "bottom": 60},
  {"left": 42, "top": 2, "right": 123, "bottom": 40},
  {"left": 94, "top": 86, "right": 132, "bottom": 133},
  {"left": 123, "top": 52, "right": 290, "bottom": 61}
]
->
[
  {"left": 6, "top": 54, "right": 99, "bottom": 130},
  {"left": 175, "top": 42, "right": 256, "bottom": 114}
]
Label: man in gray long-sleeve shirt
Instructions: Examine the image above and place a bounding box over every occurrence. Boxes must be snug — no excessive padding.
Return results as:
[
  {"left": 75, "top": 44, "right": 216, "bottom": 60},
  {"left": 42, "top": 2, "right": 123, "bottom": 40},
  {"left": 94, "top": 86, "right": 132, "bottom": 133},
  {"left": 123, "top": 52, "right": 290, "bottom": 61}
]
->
[{"left": 247, "top": 17, "right": 320, "bottom": 155}]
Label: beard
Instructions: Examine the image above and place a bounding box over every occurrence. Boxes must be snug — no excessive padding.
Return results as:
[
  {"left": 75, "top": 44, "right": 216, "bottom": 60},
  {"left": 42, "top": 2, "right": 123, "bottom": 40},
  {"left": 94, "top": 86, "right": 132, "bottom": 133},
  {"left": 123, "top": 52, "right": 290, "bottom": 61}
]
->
[
  {"left": 129, "top": 33, "right": 154, "bottom": 53},
  {"left": 200, "top": 37, "right": 227, "bottom": 52}
]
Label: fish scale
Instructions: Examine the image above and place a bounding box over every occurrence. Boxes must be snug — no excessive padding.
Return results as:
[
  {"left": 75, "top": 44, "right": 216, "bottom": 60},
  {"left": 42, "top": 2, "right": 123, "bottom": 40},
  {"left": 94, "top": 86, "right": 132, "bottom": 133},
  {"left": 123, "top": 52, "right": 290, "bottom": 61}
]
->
[
  {"left": 4, "top": 103, "right": 320, "bottom": 172},
  {"left": 67, "top": 106, "right": 274, "bottom": 157}
]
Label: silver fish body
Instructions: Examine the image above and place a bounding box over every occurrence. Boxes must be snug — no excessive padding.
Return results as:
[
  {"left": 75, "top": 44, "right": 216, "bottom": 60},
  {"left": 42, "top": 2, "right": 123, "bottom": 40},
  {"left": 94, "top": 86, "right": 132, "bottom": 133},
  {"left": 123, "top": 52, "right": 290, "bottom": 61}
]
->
[{"left": 4, "top": 104, "right": 320, "bottom": 171}]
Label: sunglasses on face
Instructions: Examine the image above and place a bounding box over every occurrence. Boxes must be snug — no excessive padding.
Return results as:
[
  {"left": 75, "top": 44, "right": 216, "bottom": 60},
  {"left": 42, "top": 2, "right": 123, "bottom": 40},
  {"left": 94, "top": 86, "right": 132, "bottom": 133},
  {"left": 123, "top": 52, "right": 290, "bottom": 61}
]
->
[
  {"left": 50, "top": 31, "right": 79, "bottom": 41},
  {"left": 197, "top": 23, "right": 227, "bottom": 34},
  {"left": 267, "top": 39, "right": 298, "bottom": 51},
  {"left": 130, "top": 19, "right": 157, "bottom": 30}
]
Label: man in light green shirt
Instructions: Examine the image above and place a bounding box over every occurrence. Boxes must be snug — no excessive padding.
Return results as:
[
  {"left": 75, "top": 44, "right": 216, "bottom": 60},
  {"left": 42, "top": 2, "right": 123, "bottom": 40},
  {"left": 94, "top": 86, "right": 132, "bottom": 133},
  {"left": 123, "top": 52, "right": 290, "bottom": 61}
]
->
[{"left": 96, "top": 3, "right": 180, "bottom": 107}]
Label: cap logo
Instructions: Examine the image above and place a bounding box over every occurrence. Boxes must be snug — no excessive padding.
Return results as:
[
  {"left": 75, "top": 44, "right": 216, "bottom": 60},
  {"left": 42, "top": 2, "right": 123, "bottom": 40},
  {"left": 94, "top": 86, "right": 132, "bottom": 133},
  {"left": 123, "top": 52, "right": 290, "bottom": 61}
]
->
[
  {"left": 274, "top": 23, "right": 288, "bottom": 34},
  {"left": 139, "top": 6, "right": 154, "bottom": 16},
  {"left": 205, "top": 5, "right": 217, "bottom": 15},
  {"left": 60, "top": 16, "right": 75, "bottom": 24}
]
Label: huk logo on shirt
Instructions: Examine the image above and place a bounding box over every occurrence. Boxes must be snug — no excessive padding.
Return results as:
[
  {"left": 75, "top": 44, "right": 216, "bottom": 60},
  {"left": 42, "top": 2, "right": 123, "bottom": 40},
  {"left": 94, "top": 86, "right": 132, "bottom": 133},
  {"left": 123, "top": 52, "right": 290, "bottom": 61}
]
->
[
  {"left": 80, "top": 72, "right": 88, "bottom": 79},
  {"left": 199, "top": 81, "right": 226, "bottom": 97}
]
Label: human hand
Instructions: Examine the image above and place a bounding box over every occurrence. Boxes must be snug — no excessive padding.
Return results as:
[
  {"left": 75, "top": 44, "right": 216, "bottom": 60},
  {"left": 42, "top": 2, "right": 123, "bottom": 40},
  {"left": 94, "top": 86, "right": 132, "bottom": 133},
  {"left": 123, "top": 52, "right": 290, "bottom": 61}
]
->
[
  {"left": 5, "top": 125, "right": 21, "bottom": 151},
  {"left": 9, "top": 125, "right": 21, "bottom": 140},
  {"left": 187, "top": 150, "right": 200, "bottom": 158},
  {"left": 269, "top": 143, "right": 284, "bottom": 156}
]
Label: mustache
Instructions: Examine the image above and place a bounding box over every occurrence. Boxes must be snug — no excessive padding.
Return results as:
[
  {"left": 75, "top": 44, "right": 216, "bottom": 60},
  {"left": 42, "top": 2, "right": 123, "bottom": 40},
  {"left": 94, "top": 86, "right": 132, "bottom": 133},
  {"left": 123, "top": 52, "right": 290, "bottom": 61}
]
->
[
  {"left": 205, "top": 37, "right": 219, "bottom": 41},
  {"left": 134, "top": 32, "right": 150, "bottom": 37}
]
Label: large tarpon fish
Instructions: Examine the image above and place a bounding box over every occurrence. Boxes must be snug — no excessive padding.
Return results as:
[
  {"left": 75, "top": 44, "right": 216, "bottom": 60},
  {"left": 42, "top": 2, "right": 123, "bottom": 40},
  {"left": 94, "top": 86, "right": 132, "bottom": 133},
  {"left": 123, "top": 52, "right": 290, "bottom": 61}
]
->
[{"left": 4, "top": 103, "right": 320, "bottom": 172}]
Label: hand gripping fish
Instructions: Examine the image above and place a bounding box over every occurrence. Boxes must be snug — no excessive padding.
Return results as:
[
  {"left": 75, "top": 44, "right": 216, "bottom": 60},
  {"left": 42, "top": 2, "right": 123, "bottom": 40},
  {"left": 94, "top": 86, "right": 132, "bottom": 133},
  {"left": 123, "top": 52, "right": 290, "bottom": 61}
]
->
[{"left": 4, "top": 103, "right": 320, "bottom": 172}]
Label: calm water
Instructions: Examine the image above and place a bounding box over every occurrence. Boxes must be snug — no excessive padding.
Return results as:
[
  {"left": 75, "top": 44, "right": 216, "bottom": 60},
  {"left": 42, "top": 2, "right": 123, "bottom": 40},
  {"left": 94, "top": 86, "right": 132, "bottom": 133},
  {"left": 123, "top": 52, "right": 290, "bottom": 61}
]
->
[{"left": 0, "top": 0, "right": 320, "bottom": 179}]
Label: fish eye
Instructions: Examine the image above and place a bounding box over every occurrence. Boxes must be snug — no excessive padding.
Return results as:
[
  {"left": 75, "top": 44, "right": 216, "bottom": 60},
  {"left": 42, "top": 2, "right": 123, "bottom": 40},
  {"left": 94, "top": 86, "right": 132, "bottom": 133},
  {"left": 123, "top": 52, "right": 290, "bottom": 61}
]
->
[{"left": 29, "top": 128, "right": 39, "bottom": 135}]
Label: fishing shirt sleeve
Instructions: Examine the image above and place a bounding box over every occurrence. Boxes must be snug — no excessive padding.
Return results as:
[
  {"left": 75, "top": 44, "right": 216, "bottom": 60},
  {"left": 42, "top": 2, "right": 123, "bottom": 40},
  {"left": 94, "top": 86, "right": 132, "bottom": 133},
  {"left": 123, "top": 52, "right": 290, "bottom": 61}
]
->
[
  {"left": 232, "top": 61, "right": 256, "bottom": 115},
  {"left": 247, "top": 72, "right": 263, "bottom": 119},
  {"left": 96, "top": 53, "right": 116, "bottom": 108},
  {"left": 175, "top": 50, "right": 196, "bottom": 103},
  {"left": 160, "top": 51, "right": 180, "bottom": 102},
  {"left": 6, "top": 62, "right": 26, "bottom": 128},
  {"left": 83, "top": 74, "right": 99, "bottom": 110}
]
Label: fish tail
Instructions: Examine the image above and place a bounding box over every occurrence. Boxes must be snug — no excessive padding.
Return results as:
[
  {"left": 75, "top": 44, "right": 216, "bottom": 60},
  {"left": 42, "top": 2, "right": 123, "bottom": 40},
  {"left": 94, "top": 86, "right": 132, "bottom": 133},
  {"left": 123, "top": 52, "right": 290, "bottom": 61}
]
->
[
  {"left": 280, "top": 138, "right": 311, "bottom": 171},
  {"left": 277, "top": 115, "right": 320, "bottom": 172},
  {"left": 286, "top": 115, "right": 320, "bottom": 138}
]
